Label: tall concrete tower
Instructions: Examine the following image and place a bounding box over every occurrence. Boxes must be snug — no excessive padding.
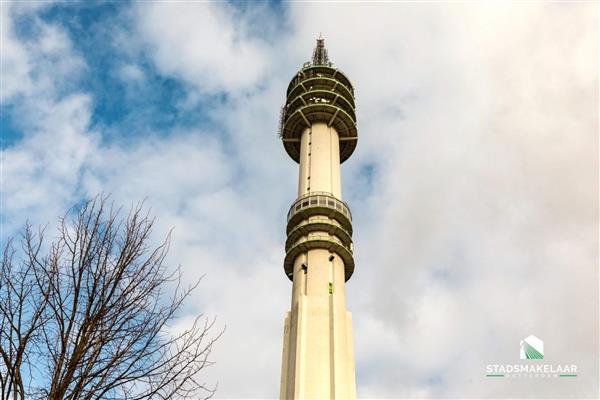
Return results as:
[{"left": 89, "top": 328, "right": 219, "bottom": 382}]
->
[{"left": 278, "top": 37, "right": 358, "bottom": 399}]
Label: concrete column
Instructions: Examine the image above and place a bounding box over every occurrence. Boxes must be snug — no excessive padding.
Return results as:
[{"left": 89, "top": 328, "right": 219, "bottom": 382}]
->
[{"left": 298, "top": 123, "right": 342, "bottom": 199}]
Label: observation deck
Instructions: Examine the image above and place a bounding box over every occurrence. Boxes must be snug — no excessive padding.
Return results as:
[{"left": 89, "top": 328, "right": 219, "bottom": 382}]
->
[
  {"left": 284, "top": 192, "right": 355, "bottom": 282},
  {"left": 278, "top": 39, "right": 358, "bottom": 163},
  {"left": 286, "top": 192, "right": 352, "bottom": 235}
]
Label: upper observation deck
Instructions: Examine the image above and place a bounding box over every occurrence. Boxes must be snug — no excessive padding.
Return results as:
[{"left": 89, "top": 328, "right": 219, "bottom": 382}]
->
[{"left": 279, "top": 38, "right": 358, "bottom": 163}]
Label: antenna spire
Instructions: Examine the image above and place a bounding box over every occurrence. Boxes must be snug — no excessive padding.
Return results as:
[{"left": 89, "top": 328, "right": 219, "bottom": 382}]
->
[{"left": 312, "top": 35, "right": 329, "bottom": 65}]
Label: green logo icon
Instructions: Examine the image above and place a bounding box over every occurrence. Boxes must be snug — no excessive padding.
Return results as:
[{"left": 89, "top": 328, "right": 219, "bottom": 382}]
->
[{"left": 520, "top": 335, "right": 544, "bottom": 359}]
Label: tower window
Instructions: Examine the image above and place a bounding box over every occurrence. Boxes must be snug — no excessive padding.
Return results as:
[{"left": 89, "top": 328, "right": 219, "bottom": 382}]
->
[{"left": 328, "top": 282, "right": 334, "bottom": 294}]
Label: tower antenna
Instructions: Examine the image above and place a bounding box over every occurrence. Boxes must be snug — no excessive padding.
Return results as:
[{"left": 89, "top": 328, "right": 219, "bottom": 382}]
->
[{"left": 312, "top": 35, "right": 329, "bottom": 65}]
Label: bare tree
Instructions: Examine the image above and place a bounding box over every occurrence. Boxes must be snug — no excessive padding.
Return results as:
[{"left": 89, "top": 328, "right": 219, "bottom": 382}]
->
[{"left": 0, "top": 196, "right": 221, "bottom": 400}]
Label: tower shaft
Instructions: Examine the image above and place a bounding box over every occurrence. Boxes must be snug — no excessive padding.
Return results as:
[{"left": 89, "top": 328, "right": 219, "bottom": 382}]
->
[
  {"left": 280, "top": 123, "right": 355, "bottom": 399},
  {"left": 279, "top": 38, "right": 358, "bottom": 399},
  {"left": 298, "top": 124, "right": 342, "bottom": 198}
]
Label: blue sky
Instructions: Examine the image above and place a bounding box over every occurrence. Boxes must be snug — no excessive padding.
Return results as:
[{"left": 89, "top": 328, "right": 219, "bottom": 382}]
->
[
  {"left": 1, "top": 1, "right": 598, "bottom": 398},
  {"left": 5, "top": 1, "right": 221, "bottom": 144}
]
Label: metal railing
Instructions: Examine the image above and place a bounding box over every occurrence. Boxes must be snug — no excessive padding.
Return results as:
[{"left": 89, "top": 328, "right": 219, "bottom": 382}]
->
[
  {"left": 287, "top": 192, "right": 352, "bottom": 223},
  {"left": 277, "top": 105, "right": 286, "bottom": 138},
  {"left": 287, "top": 76, "right": 354, "bottom": 106}
]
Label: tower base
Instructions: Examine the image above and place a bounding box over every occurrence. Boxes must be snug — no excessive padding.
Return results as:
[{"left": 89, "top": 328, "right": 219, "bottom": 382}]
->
[{"left": 279, "top": 249, "right": 356, "bottom": 399}]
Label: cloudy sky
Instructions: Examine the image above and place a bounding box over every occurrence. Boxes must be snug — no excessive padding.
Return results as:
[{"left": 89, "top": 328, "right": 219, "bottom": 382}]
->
[{"left": 1, "top": 1, "right": 598, "bottom": 398}]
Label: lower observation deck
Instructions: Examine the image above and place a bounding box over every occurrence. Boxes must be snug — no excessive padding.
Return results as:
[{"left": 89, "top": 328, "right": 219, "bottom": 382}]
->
[
  {"left": 284, "top": 192, "right": 355, "bottom": 281},
  {"left": 285, "top": 216, "right": 352, "bottom": 251},
  {"left": 287, "top": 192, "right": 352, "bottom": 235}
]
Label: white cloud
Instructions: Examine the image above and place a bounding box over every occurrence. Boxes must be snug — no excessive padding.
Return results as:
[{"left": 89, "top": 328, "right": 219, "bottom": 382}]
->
[
  {"left": 1, "top": 3, "right": 93, "bottom": 232},
  {"left": 117, "top": 63, "right": 144, "bottom": 82},
  {"left": 134, "top": 2, "right": 270, "bottom": 93},
  {"left": 1, "top": 5, "right": 32, "bottom": 100}
]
